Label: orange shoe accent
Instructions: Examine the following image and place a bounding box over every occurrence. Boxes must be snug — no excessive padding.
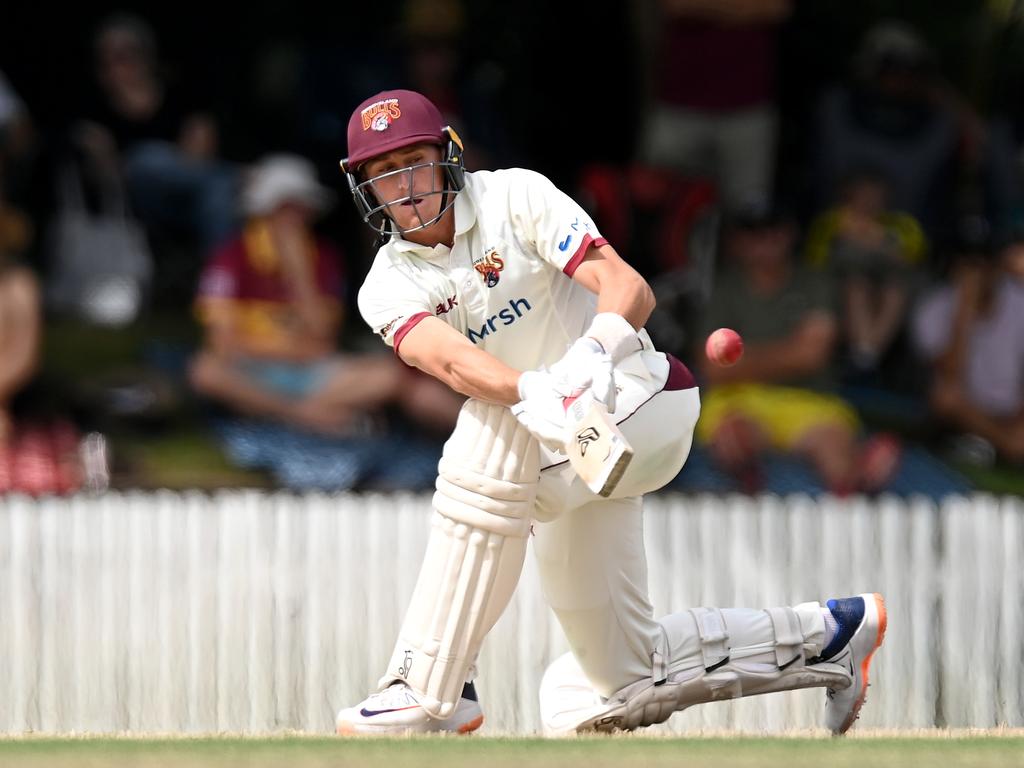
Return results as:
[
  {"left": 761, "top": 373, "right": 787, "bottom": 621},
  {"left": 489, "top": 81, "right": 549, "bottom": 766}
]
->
[
  {"left": 839, "top": 593, "right": 887, "bottom": 734},
  {"left": 336, "top": 723, "right": 355, "bottom": 735},
  {"left": 458, "top": 714, "right": 484, "bottom": 734}
]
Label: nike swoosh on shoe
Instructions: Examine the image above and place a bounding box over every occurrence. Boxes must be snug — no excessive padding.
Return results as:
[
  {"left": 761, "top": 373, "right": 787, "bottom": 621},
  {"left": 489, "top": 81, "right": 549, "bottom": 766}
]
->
[{"left": 359, "top": 705, "right": 421, "bottom": 717}]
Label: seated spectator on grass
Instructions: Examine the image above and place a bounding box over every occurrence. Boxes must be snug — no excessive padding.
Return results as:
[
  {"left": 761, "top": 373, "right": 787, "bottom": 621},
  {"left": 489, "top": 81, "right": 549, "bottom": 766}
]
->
[
  {"left": 189, "top": 154, "right": 461, "bottom": 439},
  {"left": 697, "top": 205, "right": 899, "bottom": 494},
  {"left": 911, "top": 230, "right": 1024, "bottom": 466},
  {"left": 805, "top": 168, "right": 926, "bottom": 374}
]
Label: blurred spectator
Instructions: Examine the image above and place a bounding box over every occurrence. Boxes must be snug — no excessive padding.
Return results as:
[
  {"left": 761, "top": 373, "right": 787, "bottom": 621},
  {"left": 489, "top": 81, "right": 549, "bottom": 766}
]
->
[
  {"left": 911, "top": 230, "right": 1024, "bottom": 466},
  {"left": 805, "top": 168, "right": 926, "bottom": 373},
  {"left": 72, "top": 13, "right": 238, "bottom": 253},
  {"left": 636, "top": 0, "right": 791, "bottom": 212},
  {"left": 189, "top": 154, "right": 462, "bottom": 438},
  {"left": 812, "top": 20, "right": 964, "bottom": 242},
  {"left": 697, "top": 206, "right": 899, "bottom": 494}
]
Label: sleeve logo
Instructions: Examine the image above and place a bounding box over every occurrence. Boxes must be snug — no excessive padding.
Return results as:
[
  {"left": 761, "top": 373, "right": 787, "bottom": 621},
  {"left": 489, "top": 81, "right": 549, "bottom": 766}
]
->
[
  {"left": 559, "top": 218, "right": 592, "bottom": 252},
  {"left": 378, "top": 315, "right": 404, "bottom": 339}
]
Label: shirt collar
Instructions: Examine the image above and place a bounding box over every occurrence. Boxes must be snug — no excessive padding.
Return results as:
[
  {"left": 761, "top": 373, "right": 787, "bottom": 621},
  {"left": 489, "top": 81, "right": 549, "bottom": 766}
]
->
[{"left": 454, "top": 185, "right": 476, "bottom": 235}]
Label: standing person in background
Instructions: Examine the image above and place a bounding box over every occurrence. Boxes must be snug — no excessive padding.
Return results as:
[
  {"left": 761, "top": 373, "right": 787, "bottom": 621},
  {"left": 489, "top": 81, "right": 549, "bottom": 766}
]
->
[
  {"left": 189, "top": 154, "right": 461, "bottom": 437},
  {"left": 331, "top": 88, "right": 885, "bottom": 737},
  {"left": 636, "top": 0, "right": 791, "bottom": 212}
]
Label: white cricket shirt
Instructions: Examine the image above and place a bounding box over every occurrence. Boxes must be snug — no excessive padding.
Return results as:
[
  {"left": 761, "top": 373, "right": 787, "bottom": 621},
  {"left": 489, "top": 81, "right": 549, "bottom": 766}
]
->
[{"left": 358, "top": 168, "right": 649, "bottom": 372}]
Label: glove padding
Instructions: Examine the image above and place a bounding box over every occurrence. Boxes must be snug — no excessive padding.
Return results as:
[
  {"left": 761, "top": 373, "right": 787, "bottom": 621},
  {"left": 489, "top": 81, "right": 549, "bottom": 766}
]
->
[
  {"left": 549, "top": 337, "right": 616, "bottom": 413},
  {"left": 512, "top": 369, "right": 579, "bottom": 451}
]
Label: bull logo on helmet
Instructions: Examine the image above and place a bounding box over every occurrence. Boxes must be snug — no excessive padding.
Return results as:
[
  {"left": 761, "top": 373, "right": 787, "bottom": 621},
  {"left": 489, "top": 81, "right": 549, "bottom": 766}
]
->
[
  {"left": 474, "top": 249, "right": 505, "bottom": 288},
  {"left": 361, "top": 98, "right": 402, "bottom": 132}
]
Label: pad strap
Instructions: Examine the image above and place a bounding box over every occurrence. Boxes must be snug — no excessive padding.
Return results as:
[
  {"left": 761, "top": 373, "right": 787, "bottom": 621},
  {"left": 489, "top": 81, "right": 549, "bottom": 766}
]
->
[
  {"left": 688, "top": 607, "right": 730, "bottom": 671},
  {"left": 765, "top": 607, "right": 804, "bottom": 669}
]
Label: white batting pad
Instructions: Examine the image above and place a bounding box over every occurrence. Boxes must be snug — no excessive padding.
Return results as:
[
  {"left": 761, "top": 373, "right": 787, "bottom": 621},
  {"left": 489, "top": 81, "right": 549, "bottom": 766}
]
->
[
  {"left": 380, "top": 400, "right": 540, "bottom": 718},
  {"left": 541, "top": 602, "right": 844, "bottom": 733}
]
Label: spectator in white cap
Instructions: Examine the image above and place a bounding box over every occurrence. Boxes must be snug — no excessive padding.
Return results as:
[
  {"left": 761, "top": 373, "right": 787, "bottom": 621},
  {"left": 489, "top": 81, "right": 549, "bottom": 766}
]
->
[
  {"left": 241, "top": 154, "right": 335, "bottom": 218},
  {"left": 188, "top": 153, "right": 462, "bottom": 438}
]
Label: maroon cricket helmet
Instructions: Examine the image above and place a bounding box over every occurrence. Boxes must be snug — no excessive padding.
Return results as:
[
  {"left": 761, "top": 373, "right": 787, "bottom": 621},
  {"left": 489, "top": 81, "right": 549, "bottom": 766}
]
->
[{"left": 345, "top": 89, "right": 447, "bottom": 170}]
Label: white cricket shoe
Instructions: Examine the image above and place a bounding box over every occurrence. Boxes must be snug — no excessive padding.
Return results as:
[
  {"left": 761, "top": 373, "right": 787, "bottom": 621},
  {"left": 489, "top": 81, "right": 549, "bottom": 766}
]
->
[
  {"left": 818, "top": 592, "right": 888, "bottom": 735},
  {"left": 335, "top": 681, "right": 484, "bottom": 736}
]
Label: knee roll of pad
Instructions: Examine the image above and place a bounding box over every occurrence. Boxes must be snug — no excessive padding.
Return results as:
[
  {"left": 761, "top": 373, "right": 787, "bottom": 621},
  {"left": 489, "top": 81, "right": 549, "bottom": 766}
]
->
[{"left": 381, "top": 401, "right": 540, "bottom": 719}]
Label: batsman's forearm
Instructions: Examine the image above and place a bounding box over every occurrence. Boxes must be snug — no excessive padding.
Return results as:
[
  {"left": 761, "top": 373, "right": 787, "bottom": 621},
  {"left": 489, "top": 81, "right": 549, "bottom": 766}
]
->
[
  {"left": 595, "top": 269, "right": 655, "bottom": 330},
  {"left": 427, "top": 344, "right": 522, "bottom": 406}
]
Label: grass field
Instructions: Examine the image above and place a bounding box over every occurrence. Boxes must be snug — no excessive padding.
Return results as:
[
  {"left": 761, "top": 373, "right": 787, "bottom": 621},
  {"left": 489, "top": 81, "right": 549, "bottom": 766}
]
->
[{"left": 2, "top": 733, "right": 1022, "bottom": 768}]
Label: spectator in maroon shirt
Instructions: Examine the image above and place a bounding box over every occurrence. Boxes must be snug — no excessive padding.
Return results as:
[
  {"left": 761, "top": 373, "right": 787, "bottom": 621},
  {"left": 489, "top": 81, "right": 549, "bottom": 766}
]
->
[{"left": 188, "top": 154, "right": 461, "bottom": 436}]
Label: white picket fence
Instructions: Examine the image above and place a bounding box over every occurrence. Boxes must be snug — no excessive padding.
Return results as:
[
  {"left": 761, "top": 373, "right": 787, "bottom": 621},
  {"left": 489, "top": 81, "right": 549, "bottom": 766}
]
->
[{"left": 0, "top": 491, "right": 1021, "bottom": 734}]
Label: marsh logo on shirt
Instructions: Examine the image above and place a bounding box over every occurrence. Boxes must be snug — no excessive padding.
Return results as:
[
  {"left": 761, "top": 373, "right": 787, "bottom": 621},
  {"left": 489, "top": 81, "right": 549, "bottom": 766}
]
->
[
  {"left": 473, "top": 248, "right": 505, "bottom": 288},
  {"left": 361, "top": 98, "right": 401, "bottom": 131},
  {"left": 467, "top": 297, "right": 532, "bottom": 344}
]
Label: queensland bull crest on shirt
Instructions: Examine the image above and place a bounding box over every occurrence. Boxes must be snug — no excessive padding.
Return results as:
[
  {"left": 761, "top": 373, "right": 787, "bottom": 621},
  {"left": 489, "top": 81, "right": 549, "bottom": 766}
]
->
[
  {"left": 474, "top": 249, "right": 505, "bottom": 288},
  {"left": 361, "top": 98, "right": 401, "bottom": 132}
]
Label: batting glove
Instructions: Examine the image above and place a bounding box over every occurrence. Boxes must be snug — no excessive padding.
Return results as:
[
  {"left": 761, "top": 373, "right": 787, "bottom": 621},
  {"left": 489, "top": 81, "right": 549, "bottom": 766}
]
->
[
  {"left": 512, "top": 369, "right": 578, "bottom": 451},
  {"left": 549, "top": 337, "right": 616, "bottom": 413}
]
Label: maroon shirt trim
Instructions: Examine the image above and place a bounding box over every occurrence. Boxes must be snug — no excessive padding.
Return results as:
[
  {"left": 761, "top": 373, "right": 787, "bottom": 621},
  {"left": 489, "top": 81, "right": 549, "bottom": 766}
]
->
[
  {"left": 393, "top": 311, "right": 431, "bottom": 356},
  {"left": 563, "top": 235, "right": 609, "bottom": 277}
]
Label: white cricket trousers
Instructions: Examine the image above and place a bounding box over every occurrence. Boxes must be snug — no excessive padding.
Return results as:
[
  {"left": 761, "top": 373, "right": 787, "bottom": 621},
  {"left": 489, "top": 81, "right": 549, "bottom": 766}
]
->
[{"left": 531, "top": 353, "right": 824, "bottom": 696}]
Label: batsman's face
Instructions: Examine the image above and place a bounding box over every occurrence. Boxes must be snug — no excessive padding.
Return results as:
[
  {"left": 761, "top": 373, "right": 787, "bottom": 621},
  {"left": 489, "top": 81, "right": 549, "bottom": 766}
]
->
[{"left": 363, "top": 144, "right": 445, "bottom": 231}]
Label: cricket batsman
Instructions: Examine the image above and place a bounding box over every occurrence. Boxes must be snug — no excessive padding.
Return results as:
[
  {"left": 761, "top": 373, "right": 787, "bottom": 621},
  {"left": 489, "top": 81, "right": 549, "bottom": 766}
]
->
[{"left": 333, "top": 89, "right": 886, "bottom": 735}]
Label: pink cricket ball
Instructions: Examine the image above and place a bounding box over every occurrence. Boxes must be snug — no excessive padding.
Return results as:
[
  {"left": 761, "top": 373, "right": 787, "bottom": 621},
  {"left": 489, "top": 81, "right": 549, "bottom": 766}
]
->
[{"left": 705, "top": 328, "right": 744, "bottom": 366}]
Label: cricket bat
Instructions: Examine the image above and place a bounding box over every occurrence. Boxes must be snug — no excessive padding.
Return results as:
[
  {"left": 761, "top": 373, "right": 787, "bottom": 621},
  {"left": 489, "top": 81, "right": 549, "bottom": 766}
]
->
[{"left": 564, "top": 390, "right": 633, "bottom": 497}]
